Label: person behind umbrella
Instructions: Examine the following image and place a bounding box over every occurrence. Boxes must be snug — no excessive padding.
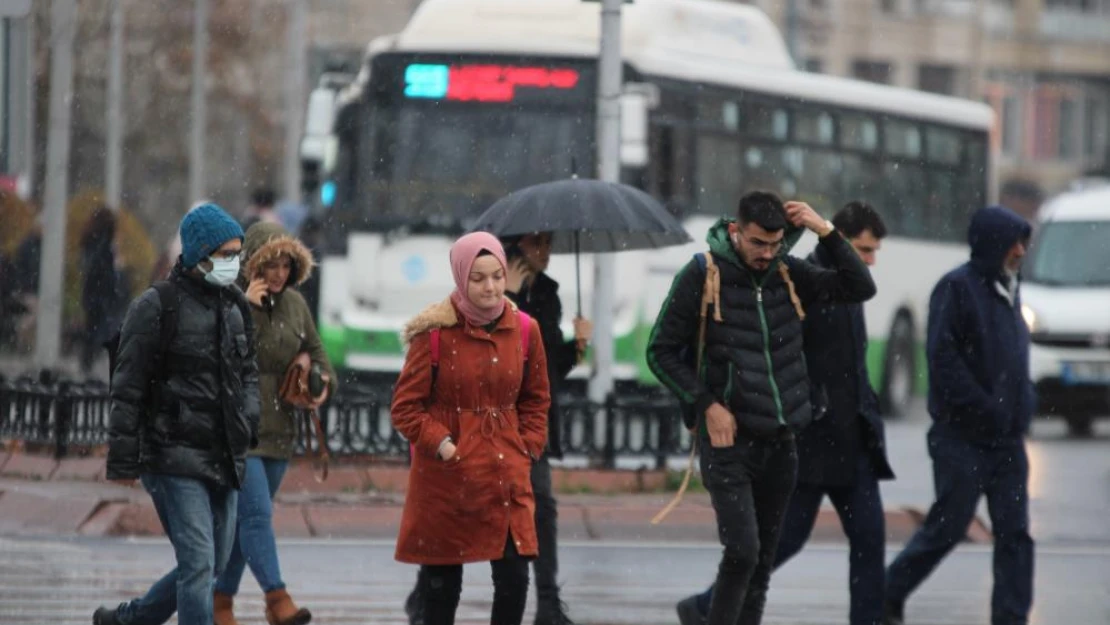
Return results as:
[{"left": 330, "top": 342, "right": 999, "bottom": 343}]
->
[
  {"left": 391, "top": 232, "right": 551, "bottom": 625},
  {"left": 504, "top": 231, "right": 590, "bottom": 624}
]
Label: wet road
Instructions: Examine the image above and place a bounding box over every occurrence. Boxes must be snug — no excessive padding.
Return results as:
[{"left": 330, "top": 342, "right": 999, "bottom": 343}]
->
[
  {"left": 597, "top": 402, "right": 1110, "bottom": 546},
  {"left": 2, "top": 405, "right": 1107, "bottom": 624},
  {"left": 1, "top": 537, "right": 1107, "bottom": 624}
]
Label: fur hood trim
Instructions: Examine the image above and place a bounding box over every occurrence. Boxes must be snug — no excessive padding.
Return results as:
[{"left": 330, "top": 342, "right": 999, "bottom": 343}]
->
[
  {"left": 245, "top": 235, "right": 315, "bottom": 287},
  {"left": 401, "top": 297, "right": 519, "bottom": 346}
]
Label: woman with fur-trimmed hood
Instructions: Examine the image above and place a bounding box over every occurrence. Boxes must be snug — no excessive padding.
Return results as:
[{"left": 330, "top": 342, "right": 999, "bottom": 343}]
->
[
  {"left": 214, "top": 222, "right": 336, "bottom": 625},
  {"left": 391, "top": 232, "right": 550, "bottom": 625}
]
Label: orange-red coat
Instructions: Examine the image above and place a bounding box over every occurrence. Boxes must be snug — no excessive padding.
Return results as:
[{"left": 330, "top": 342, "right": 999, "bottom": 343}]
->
[{"left": 391, "top": 298, "right": 550, "bottom": 565}]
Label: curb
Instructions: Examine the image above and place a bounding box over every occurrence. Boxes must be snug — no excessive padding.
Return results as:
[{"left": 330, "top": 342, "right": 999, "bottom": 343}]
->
[{"left": 0, "top": 488, "right": 991, "bottom": 545}]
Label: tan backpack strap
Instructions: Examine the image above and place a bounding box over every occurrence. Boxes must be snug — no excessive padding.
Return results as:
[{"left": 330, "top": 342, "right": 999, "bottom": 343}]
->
[
  {"left": 654, "top": 251, "right": 717, "bottom": 526},
  {"left": 778, "top": 263, "right": 806, "bottom": 321}
]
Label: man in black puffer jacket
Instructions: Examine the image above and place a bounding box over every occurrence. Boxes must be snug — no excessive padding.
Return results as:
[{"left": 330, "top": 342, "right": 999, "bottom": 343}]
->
[
  {"left": 94, "top": 202, "right": 260, "bottom": 625},
  {"left": 648, "top": 191, "right": 876, "bottom": 625}
]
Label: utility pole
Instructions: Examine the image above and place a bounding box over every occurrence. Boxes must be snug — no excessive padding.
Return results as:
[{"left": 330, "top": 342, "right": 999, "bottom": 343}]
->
[
  {"left": 36, "top": 0, "right": 78, "bottom": 370},
  {"left": 588, "top": 0, "right": 622, "bottom": 406},
  {"left": 189, "top": 0, "right": 209, "bottom": 203},
  {"left": 106, "top": 0, "right": 124, "bottom": 209},
  {"left": 284, "top": 0, "right": 306, "bottom": 204}
]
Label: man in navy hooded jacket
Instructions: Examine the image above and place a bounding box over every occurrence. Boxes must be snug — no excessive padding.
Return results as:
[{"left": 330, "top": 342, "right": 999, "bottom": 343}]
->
[{"left": 883, "top": 205, "right": 1035, "bottom": 625}]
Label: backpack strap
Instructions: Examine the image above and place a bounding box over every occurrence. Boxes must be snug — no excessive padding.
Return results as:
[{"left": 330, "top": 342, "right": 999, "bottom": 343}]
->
[
  {"left": 430, "top": 328, "right": 441, "bottom": 367},
  {"left": 517, "top": 310, "right": 531, "bottom": 361},
  {"left": 150, "top": 281, "right": 178, "bottom": 381},
  {"left": 695, "top": 251, "right": 721, "bottom": 371},
  {"left": 777, "top": 262, "right": 806, "bottom": 321},
  {"left": 655, "top": 252, "right": 719, "bottom": 527}
]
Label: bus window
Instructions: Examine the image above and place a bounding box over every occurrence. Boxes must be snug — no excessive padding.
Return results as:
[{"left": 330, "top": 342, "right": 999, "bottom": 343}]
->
[
  {"left": 696, "top": 134, "right": 744, "bottom": 216},
  {"left": 882, "top": 161, "right": 928, "bottom": 237},
  {"left": 649, "top": 121, "right": 696, "bottom": 215},
  {"left": 926, "top": 126, "right": 962, "bottom": 165},
  {"left": 793, "top": 148, "right": 844, "bottom": 214},
  {"left": 794, "top": 109, "right": 835, "bottom": 145},
  {"left": 928, "top": 170, "right": 962, "bottom": 241},
  {"left": 746, "top": 102, "right": 789, "bottom": 141},
  {"left": 963, "top": 134, "right": 989, "bottom": 209},
  {"left": 885, "top": 119, "right": 922, "bottom": 159},
  {"left": 841, "top": 114, "right": 879, "bottom": 152},
  {"left": 695, "top": 91, "right": 741, "bottom": 133},
  {"left": 841, "top": 153, "right": 881, "bottom": 205},
  {"left": 744, "top": 144, "right": 796, "bottom": 198}
]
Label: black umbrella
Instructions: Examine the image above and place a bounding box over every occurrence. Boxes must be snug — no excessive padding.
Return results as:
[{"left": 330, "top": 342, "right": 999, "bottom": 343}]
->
[{"left": 469, "top": 178, "right": 692, "bottom": 315}]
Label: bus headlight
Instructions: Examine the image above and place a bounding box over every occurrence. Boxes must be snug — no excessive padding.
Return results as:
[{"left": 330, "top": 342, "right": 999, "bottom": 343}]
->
[{"left": 1021, "top": 304, "right": 1038, "bottom": 332}]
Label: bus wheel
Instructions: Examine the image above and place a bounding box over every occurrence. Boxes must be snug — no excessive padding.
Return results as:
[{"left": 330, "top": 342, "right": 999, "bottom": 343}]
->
[{"left": 880, "top": 315, "right": 915, "bottom": 419}]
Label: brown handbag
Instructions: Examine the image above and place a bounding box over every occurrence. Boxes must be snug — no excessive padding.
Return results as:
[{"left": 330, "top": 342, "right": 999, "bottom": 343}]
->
[{"left": 279, "top": 352, "right": 331, "bottom": 482}]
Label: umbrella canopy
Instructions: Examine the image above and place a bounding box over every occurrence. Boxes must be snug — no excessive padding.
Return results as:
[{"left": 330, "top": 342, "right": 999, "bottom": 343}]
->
[{"left": 468, "top": 178, "right": 691, "bottom": 253}]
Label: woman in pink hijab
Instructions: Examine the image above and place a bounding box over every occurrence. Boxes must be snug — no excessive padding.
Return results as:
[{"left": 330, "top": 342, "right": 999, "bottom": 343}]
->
[{"left": 391, "top": 232, "right": 551, "bottom": 625}]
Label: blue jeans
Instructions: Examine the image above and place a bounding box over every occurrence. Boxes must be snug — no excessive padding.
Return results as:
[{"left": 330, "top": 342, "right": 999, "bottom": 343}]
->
[
  {"left": 215, "top": 456, "right": 289, "bottom": 595},
  {"left": 116, "top": 474, "right": 238, "bottom": 625},
  {"left": 886, "top": 428, "right": 1033, "bottom": 625}
]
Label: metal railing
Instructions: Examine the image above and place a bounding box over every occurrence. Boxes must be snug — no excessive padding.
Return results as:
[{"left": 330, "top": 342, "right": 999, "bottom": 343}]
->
[{"left": 0, "top": 374, "right": 691, "bottom": 468}]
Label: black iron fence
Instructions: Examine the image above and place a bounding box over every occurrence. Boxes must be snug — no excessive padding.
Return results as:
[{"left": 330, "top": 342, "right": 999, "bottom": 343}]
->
[{"left": 0, "top": 374, "right": 692, "bottom": 468}]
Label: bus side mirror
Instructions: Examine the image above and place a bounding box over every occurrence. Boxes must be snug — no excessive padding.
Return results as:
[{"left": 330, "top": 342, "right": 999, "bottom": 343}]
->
[{"left": 620, "top": 83, "right": 658, "bottom": 168}]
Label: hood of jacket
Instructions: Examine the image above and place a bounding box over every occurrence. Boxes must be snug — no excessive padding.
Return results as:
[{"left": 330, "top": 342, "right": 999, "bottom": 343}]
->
[
  {"left": 968, "top": 205, "right": 1031, "bottom": 279},
  {"left": 239, "top": 222, "right": 315, "bottom": 289},
  {"left": 705, "top": 217, "right": 806, "bottom": 272}
]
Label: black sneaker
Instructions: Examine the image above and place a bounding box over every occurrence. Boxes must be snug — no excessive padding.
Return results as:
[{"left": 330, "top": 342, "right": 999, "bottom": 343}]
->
[
  {"left": 676, "top": 595, "right": 707, "bottom": 625},
  {"left": 882, "top": 599, "right": 905, "bottom": 625},
  {"left": 93, "top": 606, "right": 120, "bottom": 625},
  {"left": 534, "top": 599, "right": 575, "bottom": 625}
]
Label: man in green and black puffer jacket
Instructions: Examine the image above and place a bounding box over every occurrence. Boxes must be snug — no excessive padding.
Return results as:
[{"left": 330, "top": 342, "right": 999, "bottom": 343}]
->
[{"left": 647, "top": 191, "right": 876, "bottom": 625}]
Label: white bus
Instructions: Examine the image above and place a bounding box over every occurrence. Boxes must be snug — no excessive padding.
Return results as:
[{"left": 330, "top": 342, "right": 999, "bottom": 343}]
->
[{"left": 307, "top": 0, "right": 995, "bottom": 417}]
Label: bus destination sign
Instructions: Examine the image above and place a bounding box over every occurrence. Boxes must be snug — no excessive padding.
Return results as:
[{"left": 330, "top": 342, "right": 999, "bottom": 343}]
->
[{"left": 403, "top": 63, "right": 583, "bottom": 103}]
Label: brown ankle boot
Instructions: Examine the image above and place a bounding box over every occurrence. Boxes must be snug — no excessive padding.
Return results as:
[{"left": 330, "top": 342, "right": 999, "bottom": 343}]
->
[
  {"left": 213, "top": 592, "right": 240, "bottom": 625},
  {"left": 264, "top": 588, "right": 312, "bottom": 625}
]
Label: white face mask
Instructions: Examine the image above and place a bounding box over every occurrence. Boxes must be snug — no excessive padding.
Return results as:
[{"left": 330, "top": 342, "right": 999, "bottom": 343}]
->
[{"left": 202, "top": 256, "right": 240, "bottom": 287}]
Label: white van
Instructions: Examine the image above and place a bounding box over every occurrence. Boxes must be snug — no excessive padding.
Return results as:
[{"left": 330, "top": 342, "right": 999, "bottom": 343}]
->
[{"left": 1022, "top": 185, "right": 1110, "bottom": 437}]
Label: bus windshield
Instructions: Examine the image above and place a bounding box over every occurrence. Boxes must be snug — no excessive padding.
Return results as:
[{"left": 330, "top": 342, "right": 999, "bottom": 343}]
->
[
  {"left": 338, "top": 53, "right": 597, "bottom": 232},
  {"left": 362, "top": 104, "right": 595, "bottom": 230}
]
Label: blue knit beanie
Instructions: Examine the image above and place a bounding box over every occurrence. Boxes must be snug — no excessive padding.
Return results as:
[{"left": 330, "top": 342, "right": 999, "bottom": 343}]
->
[{"left": 179, "top": 202, "right": 244, "bottom": 268}]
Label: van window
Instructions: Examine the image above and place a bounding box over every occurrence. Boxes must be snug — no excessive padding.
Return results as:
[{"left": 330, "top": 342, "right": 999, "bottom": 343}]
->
[{"left": 1026, "top": 220, "right": 1110, "bottom": 286}]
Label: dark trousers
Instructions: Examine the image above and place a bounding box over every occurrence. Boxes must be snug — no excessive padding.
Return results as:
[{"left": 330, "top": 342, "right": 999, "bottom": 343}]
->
[
  {"left": 775, "top": 454, "right": 886, "bottom": 625},
  {"left": 885, "top": 426, "right": 1033, "bottom": 625},
  {"left": 419, "top": 535, "right": 530, "bottom": 625},
  {"left": 696, "top": 451, "right": 884, "bottom": 625},
  {"left": 700, "top": 436, "right": 797, "bottom": 625},
  {"left": 531, "top": 455, "right": 560, "bottom": 604}
]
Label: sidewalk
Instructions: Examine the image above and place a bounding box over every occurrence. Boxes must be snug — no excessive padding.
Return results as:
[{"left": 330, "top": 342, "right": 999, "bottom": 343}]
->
[{"left": 0, "top": 448, "right": 992, "bottom": 544}]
